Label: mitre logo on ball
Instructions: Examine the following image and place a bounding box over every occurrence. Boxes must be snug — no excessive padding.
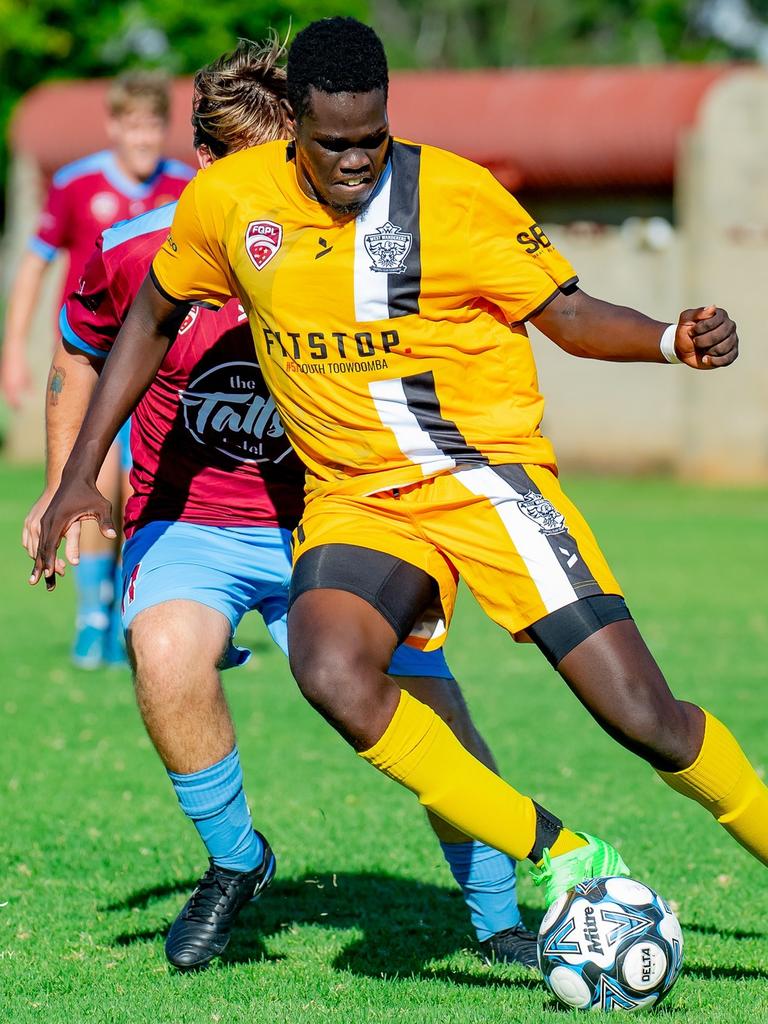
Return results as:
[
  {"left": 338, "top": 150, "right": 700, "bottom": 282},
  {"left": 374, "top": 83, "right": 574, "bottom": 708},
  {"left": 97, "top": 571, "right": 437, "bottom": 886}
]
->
[{"left": 245, "top": 220, "right": 283, "bottom": 271}]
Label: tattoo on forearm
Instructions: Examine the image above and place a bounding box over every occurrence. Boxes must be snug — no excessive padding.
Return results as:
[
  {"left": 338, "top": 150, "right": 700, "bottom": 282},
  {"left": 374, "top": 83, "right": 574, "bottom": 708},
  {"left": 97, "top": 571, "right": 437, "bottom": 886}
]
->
[{"left": 48, "top": 364, "right": 66, "bottom": 405}]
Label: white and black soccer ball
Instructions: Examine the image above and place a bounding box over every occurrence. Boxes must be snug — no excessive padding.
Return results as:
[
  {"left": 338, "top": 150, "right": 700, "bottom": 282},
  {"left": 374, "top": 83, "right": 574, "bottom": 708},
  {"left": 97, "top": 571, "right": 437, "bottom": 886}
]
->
[{"left": 537, "top": 877, "right": 683, "bottom": 1012}]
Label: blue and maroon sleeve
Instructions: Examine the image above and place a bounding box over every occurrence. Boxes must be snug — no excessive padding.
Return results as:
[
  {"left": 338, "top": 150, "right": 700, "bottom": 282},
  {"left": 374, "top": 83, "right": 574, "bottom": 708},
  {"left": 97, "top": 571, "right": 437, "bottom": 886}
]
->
[
  {"left": 30, "top": 178, "right": 71, "bottom": 261},
  {"left": 59, "top": 236, "right": 122, "bottom": 359}
]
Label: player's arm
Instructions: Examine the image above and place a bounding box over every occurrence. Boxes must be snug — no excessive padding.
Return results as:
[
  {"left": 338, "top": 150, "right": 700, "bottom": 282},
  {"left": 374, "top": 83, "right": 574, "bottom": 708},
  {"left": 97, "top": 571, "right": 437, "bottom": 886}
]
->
[
  {"left": 1, "top": 249, "right": 52, "bottom": 408},
  {"left": 31, "top": 276, "right": 188, "bottom": 588},
  {"left": 2, "top": 177, "right": 71, "bottom": 408},
  {"left": 531, "top": 288, "right": 738, "bottom": 370},
  {"left": 22, "top": 339, "right": 101, "bottom": 570}
]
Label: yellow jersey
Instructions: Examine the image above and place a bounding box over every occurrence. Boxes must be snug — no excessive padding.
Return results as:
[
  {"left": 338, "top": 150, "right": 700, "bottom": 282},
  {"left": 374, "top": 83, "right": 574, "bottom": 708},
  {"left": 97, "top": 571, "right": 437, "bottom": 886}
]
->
[{"left": 151, "top": 139, "right": 577, "bottom": 497}]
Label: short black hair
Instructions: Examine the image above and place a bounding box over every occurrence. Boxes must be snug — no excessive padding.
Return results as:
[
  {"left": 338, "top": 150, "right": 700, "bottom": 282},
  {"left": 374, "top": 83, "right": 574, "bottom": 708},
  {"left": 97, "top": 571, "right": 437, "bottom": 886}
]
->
[{"left": 287, "top": 17, "right": 389, "bottom": 120}]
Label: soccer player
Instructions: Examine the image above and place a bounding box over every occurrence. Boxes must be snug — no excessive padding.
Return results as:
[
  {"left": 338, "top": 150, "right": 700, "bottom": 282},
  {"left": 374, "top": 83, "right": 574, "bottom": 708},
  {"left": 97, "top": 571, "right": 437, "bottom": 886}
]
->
[
  {"left": 25, "top": 40, "right": 536, "bottom": 971},
  {"left": 35, "top": 16, "right": 768, "bottom": 924},
  {"left": 6, "top": 70, "right": 193, "bottom": 668}
]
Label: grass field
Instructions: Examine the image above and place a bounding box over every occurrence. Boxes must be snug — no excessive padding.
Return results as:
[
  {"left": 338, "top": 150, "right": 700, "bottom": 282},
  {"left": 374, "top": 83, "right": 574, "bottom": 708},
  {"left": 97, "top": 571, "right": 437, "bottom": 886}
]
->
[{"left": 1, "top": 462, "right": 767, "bottom": 1023}]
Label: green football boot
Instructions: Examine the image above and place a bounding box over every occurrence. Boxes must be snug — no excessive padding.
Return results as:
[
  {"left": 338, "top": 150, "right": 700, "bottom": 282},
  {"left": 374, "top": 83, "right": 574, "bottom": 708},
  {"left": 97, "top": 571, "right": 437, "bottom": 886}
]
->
[{"left": 530, "top": 832, "right": 630, "bottom": 907}]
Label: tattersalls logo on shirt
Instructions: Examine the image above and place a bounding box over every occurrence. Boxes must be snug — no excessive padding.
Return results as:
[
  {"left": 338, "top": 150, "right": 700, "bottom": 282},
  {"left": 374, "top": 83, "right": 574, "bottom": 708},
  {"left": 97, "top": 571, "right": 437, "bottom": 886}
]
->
[
  {"left": 245, "top": 220, "right": 283, "bottom": 270},
  {"left": 179, "top": 360, "right": 292, "bottom": 464},
  {"left": 364, "top": 221, "right": 412, "bottom": 274}
]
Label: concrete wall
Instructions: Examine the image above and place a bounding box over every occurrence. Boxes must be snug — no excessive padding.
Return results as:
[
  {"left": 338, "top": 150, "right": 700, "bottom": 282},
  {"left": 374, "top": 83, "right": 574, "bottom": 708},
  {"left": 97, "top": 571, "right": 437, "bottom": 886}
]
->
[
  {"left": 2, "top": 70, "right": 768, "bottom": 479},
  {"left": 531, "top": 223, "right": 684, "bottom": 474}
]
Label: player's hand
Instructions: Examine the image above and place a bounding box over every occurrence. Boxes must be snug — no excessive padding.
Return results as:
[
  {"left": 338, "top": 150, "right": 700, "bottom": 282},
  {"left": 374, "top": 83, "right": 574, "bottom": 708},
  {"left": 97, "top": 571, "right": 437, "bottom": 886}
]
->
[
  {"left": 30, "top": 478, "right": 116, "bottom": 591},
  {"left": 23, "top": 490, "right": 67, "bottom": 577},
  {"left": 0, "top": 348, "right": 32, "bottom": 409},
  {"left": 674, "top": 305, "right": 738, "bottom": 369}
]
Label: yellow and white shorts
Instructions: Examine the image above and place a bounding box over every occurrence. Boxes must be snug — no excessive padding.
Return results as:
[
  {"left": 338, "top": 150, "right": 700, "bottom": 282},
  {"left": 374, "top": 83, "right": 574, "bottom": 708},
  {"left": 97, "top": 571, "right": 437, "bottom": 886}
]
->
[{"left": 290, "top": 463, "right": 623, "bottom": 652}]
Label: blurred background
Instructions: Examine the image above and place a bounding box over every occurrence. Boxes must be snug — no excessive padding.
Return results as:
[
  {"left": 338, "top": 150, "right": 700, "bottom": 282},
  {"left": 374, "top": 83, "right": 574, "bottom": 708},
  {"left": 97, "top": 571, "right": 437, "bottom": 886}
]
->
[{"left": 2, "top": 0, "right": 768, "bottom": 478}]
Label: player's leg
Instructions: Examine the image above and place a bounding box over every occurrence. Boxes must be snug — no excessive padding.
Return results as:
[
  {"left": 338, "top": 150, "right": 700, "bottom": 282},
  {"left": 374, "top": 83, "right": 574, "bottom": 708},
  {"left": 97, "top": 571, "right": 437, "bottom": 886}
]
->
[
  {"left": 391, "top": 651, "right": 535, "bottom": 966},
  {"left": 287, "top": 538, "right": 625, "bottom": 906},
  {"left": 122, "top": 522, "right": 275, "bottom": 968},
  {"left": 71, "top": 440, "right": 122, "bottom": 668},
  {"left": 548, "top": 616, "right": 768, "bottom": 866},
  {"left": 249, "top": 529, "right": 534, "bottom": 965},
  {"left": 440, "top": 461, "right": 768, "bottom": 869}
]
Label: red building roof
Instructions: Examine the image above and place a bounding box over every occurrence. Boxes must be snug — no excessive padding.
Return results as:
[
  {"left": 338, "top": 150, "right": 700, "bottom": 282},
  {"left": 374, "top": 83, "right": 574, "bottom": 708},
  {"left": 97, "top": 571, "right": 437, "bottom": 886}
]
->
[{"left": 12, "top": 64, "right": 735, "bottom": 189}]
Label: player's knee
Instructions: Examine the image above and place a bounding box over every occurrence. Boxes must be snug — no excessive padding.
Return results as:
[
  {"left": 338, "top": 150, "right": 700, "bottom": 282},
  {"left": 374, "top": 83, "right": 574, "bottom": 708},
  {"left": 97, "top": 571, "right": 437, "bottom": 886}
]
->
[
  {"left": 290, "top": 640, "right": 356, "bottom": 714},
  {"left": 128, "top": 605, "right": 227, "bottom": 691}
]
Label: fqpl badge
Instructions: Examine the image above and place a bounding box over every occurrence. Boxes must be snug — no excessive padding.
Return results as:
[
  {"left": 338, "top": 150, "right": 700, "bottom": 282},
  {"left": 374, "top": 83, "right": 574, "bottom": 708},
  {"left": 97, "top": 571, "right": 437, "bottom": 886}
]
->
[
  {"left": 245, "top": 220, "right": 283, "bottom": 271},
  {"left": 365, "top": 220, "right": 412, "bottom": 274}
]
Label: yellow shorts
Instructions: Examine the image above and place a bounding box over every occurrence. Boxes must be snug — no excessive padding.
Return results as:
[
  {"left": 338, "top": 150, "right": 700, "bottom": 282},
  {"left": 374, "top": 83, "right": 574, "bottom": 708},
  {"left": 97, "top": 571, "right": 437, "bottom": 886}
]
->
[{"left": 292, "top": 464, "right": 622, "bottom": 651}]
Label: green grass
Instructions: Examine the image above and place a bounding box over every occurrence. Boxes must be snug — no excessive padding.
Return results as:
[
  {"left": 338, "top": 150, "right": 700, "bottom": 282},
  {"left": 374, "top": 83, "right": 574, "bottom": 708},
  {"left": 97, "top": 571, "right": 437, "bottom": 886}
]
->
[{"left": 1, "top": 462, "right": 767, "bottom": 1023}]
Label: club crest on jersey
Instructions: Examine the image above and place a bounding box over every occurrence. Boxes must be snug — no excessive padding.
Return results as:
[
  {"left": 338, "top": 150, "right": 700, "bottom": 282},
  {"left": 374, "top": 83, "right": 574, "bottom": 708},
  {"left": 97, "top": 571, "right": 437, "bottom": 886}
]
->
[
  {"left": 364, "top": 220, "right": 412, "bottom": 274},
  {"left": 178, "top": 304, "right": 200, "bottom": 335},
  {"left": 245, "top": 220, "right": 283, "bottom": 271},
  {"left": 90, "top": 191, "right": 120, "bottom": 224},
  {"left": 518, "top": 490, "right": 567, "bottom": 535}
]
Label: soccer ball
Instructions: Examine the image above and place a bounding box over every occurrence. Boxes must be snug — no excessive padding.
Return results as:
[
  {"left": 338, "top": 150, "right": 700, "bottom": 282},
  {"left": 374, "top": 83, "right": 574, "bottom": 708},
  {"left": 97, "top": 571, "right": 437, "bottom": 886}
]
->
[{"left": 537, "top": 877, "right": 683, "bottom": 1012}]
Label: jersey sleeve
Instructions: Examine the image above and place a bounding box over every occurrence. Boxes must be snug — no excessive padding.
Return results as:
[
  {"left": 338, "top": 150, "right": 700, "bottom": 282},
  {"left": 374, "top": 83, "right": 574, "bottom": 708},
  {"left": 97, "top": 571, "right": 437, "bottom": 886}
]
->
[
  {"left": 468, "top": 168, "right": 578, "bottom": 323},
  {"left": 150, "top": 175, "right": 234, "bottom": 309},
  {"left": 59, "top": 237, "right": 123, "bottom": 359},
  {"left": 30, "top": 179, "right": 71, "bottom": 261}
]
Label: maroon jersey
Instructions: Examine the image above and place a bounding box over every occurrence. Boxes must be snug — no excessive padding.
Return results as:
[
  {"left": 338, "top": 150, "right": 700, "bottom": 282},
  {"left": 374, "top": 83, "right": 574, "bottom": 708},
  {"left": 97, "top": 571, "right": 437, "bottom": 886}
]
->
[
  {"left": 60, "top": 202, "right": 305, "bottom": 537},
  {"left": 31, "top": 150, "right": 193, "bottom": 307}
]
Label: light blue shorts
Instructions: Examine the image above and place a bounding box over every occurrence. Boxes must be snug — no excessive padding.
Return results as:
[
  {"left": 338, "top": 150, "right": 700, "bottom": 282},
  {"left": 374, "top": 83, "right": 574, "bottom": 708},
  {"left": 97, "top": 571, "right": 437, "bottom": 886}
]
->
[
  {"left": 121, "top": 521, "right": 452, "bottom": 678},
  {"left": 116, "top": 418, "right": 132, "bottom": 473}
]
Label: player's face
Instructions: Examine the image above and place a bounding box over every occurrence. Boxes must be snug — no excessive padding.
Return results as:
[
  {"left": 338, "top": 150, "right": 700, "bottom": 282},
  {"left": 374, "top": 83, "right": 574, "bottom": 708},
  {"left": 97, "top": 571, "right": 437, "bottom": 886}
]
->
[
  {"left": 108, "top": 105, "right": 167, "bottom": 181},
  {"left": 286, "top": 87, "right": 390, "bottom": 215}
]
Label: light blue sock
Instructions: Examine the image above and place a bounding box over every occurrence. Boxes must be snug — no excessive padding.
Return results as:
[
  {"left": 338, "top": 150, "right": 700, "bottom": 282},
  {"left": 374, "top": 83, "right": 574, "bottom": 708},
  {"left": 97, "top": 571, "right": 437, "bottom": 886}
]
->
[
  {"left": 168, "top": 746, "right": 264, "bottom": 872},
  {"left": 105, "top": 561, "right": 127, "bottom": 663},
  {"left": 441, "top": 840, "right": 522, "bottom": 942},
  {"left": 73, "top": 553, "right": 114, "bottom": 629}
]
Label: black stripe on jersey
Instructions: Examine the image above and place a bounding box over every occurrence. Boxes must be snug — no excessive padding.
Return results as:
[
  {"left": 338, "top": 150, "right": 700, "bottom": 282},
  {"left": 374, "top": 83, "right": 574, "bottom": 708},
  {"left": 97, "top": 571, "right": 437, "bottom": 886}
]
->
[
  {"left": 386, "top": 142, "right": 422, "bottom": 318},
  {"left": 492, "top": 463, "right": 603, "bottom": 598},
  {"left": 401, "top": 370, "right": 489, "bottom": 465}
]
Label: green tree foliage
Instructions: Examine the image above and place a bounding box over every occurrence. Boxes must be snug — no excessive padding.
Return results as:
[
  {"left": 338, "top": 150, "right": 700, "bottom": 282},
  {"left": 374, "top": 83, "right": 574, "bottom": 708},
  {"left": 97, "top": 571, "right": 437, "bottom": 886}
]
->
[{"left": 372, "top": 0, "right": 757, "bottom": 70}]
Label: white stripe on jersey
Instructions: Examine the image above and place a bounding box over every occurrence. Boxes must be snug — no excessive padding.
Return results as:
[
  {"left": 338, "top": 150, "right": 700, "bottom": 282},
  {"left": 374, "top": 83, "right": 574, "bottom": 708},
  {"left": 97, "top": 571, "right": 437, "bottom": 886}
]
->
[
  {"left": 369, "top": 377, "right": 456, "bottom": 475},
  {"left": 453, "top": 466, "right": 580, "bottom": 612},
  {"left": 354, "top": 163, "right": 393, "bottom": 322}
]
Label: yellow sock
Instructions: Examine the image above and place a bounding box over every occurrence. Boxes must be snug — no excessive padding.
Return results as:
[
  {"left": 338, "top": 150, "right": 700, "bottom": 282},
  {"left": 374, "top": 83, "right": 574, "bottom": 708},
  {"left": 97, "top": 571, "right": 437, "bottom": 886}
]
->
[
  {"left": 360, "top": 690, "right": 579, "bottom": 861},
  {"left": 657, "top": 710, "right": 768, "bottom": 867},
  {"left": 548, "top": 829, "right": 589, "bottom": 859}
]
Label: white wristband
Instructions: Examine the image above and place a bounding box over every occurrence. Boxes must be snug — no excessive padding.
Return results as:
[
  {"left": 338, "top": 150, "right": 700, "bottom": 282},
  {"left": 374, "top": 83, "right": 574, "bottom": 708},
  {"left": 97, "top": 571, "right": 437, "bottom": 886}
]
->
[{"left": 659, "top": 323, "right": 680, "bottom": 364}]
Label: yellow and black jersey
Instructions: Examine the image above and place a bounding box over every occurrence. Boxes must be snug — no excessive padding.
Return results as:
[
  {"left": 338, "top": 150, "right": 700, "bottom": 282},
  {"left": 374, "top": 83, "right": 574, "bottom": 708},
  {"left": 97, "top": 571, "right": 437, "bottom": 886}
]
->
[{"left": 152, "top": 139, "right": 577, "bottom": 496}]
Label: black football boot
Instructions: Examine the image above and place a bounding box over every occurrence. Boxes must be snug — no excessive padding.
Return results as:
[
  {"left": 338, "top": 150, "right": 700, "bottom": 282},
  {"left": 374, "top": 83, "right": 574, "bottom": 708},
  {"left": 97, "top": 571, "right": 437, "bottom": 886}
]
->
[
  {"left": 480, "top": 924, "right": 539, "bottom": 969},
  {"left": 165, "top": 831, "right": 276, "bottom": 970}
]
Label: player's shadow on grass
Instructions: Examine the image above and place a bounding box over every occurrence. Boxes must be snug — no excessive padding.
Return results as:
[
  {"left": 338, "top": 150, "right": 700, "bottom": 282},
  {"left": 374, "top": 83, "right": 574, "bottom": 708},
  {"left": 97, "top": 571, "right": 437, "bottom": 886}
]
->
[{"left": 109, "top": 872, "right": 542, "bottom": 988}]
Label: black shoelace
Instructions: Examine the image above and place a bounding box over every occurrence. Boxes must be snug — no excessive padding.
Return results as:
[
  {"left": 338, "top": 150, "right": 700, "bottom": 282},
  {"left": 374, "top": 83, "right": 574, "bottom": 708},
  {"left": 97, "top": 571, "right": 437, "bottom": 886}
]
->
[{"left": 183, "top": 867, "right": 240, "bottom": 923}]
